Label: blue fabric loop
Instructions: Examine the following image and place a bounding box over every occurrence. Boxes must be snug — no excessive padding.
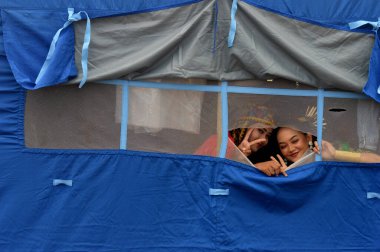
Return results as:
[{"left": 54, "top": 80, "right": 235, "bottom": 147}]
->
[
  {"left": 209, "top": 188, "right": 229, "bottom": 196},
  {"left": 36, "top": 8, "right": 91, "bottom": 88},
  {"left": 367, "top": 192, "right": 380, "bottom": 199},
  {"left": 227, "top": 0, "right": 238, "bottom": 48},
  {"left": 53, "top": 179, "right": 73, "bottom": 187}
]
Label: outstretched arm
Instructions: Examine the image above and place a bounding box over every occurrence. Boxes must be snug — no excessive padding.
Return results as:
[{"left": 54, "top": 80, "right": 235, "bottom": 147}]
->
[{"left": 314, "top": 140, "right": 380, "bottom": 163}]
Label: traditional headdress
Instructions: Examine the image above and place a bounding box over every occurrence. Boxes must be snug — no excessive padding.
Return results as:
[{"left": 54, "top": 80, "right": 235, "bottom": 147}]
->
[{"left": 230, "top": 105, "right": 275, "bottom": 145}]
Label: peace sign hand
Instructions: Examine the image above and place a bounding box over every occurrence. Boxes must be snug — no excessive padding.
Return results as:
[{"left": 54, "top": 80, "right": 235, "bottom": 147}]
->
[
  {"left": 270, "top": 155, "right": 288, "bottom": 177},
  {"left": 237, "top": 128, "right": 267, "bottom": 156}
]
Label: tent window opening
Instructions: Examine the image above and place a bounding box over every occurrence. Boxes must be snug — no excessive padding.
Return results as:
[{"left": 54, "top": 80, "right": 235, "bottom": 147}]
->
[{"left": 24, "top": 79, "right": 380, "bottom": 167}]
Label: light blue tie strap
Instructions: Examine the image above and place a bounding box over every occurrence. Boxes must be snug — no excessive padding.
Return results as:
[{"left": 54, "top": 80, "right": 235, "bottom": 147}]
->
[
  {"left": 36, "top": 8, "right": 91, "bottom": 88},
  {"left": 53, "top": 179, "right": 73, "bottom": 187},
  {"left": 219, "top": 81, "right": 229, "bottom": 158},
  {"left": 227, "top": 0, "right": 238, "bottom": 48},
  {"left": 315, "top": 89, "right": 324, "bottom": 162},
  {"left": 349, "top": 18, "right": 380, "bottom": 94},
  {"left": 367, "top": 192, "right": 380, "bottom": 199},
  {"left": 209, "top": 188, "right": 229, "bottom": 196}
]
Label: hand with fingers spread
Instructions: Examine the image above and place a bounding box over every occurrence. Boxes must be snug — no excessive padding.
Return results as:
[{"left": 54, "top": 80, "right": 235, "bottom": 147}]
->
[{"left": 237, "top": 128, "right": 267, "bottom": 156}]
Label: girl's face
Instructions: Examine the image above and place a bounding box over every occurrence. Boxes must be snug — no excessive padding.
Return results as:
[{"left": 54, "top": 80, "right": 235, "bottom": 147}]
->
[
  {"left": 277, "top": 127, "right": 311, "bottom": 163},
  {"left": 248, "top": 128, "right": 272, "bottom": 152}
]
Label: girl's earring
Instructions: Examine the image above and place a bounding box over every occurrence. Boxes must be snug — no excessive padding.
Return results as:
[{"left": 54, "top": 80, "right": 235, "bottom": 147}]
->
[
  {"left": 283, "top": 158, "right": 288, "bottom": 165},
  {"left": 308, "top": 141, "right": 313, "bottom": 150}
]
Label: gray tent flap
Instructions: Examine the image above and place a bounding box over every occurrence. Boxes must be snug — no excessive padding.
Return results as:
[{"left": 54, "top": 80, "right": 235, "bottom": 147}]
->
[{"left": 71, "top": 1, "right": 373, "bottom": 92}]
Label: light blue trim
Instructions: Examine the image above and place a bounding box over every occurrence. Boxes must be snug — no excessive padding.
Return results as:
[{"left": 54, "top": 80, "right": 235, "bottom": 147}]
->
[
  {"left": 349, "top": 19, "right": 380, "bottom": 31},
  {"left": 228, "top": 0, "right": 239, "bottom": 48},
  {"left": 101, "top": 80, "right": 221, "bottom": 92},
  {"left": 53, "top": 179, "right": 73, "bottom": 187},
  {"left": 227, "top": 86, "right": 319, "bottom": 96},
  {"left": 367, "top": 192, "right": 380, "bottom": 199},
  {"left": 316, "top": 89, "right": 325, "bottom": 162},
  {"left": 323, "top": 91, "right": 368, "bottom": 99},
  {"left": 349, "top": 18, "right": 380, "bottom": 95},
  {"left": 36, "top": 8, "right": 91, "bottom": 87},
  {"left": 128, "top": 81, "right": 221, "bottom": 92},
  {"left": 78, "top": 11, "right": 91, "bottom": 88},
  {"left": 219, "top": 81, "right": 229, "bottom": 158},
  {"left": 120, "top": 81, "right": 129, "bottom": 150},
  {"left": 209, "top": 188, "right": 230, "bottom": 196},
  {"left": 100, "top": 80, "right": 126, "bottom": 86},
  {"left": 100, "top": 80, "right": 371, "bottom": 99},
  {"left": 36, "top": 8, "right": 75, "bottom": 85}
]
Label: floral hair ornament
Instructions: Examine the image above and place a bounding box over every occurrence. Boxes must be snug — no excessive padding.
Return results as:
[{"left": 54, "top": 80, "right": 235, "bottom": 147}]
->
[{"left": 230, "top": 104, "right": 276, "bottom": 146}]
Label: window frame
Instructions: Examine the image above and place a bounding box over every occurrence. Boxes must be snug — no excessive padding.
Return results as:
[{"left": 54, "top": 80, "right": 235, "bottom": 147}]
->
[{"left": 100, "top": 79, "right": 369, "bottom": 161}]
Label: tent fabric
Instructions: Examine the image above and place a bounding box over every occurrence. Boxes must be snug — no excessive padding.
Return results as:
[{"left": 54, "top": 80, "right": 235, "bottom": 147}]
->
[
  {"left": 1, "top": 0, "right": 380, "bottom": 101},
  {"left": 0, "top": 52, "right": 379, "bottom": 251},
  {"left": 242, "top": 0, "right": 380, "bottom": 102},
  {"left": 70, "top": 1, "right": 373, "bottom": 92},
  {"left": 1, "top": 1, "right": 380, "bottom": 251},
  {"left": 243, "top": 0, "right": 380, "bottom": 29},
  {"left": 0, "top": 149, "right": 379, "bottom": 251},
  {"left": 0, "top": 0, "right": 202, "bottom": 13},
  {"left": 0, "top": 1, "right": 203, "bottom": 89}
]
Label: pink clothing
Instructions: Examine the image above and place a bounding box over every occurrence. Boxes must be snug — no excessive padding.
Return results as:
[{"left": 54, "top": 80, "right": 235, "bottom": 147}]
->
[{"left": 194, "top": 134, "right": 236, "bottom": 157}]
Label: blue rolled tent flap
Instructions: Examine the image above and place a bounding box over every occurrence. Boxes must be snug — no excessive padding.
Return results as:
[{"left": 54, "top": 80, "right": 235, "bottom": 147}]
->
[
  {"left": 3, "top": 0, "right": 380, "bottom": 101},
  {"left": 1, "top": 0, "right": 203, "bottom": 89},
  {"left": 35, "top": 8, "right": 91, "bottom": 89},
  {"left": 348, "top": 19, "right": 380, "bottom": 102},
  {"left": 1, "top": 9, "right": 78, "bottom": 89}
]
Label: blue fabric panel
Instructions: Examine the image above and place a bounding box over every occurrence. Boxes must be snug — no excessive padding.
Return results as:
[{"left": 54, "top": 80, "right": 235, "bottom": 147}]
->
[
  {"left": 0, "top": 15, "right": 23, "bottom": 149},
  {"left": 1, "top": 10, "right": 77, "bottom": 89},
  {"left": 0, "top": 0, "right": 202, "bottom": 14},
  {"left": 219, "top": 162, "right": 380, "bottom": 250},
  {"left": 243, "top": 0, "right": 380, "bottom": 28},
  {"left": 0, "top": 151, "right": 217, "bottom": 251},
  {"left": 0, "top": 149, "right": 379, "bottom": 251}
]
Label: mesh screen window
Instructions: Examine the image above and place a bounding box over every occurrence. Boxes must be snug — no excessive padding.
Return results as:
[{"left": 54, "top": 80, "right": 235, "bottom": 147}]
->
[{"left": 24, "top": 79, "right": 380, "bottom": 167}]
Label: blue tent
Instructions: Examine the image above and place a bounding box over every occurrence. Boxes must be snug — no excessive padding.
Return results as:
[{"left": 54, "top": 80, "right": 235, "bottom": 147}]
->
[{"left": 0, "top": 0, "right": 380, "bottom": 251}]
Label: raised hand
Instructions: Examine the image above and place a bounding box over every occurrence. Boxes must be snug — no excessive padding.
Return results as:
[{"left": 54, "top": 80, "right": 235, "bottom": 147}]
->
[
  {"left": 237, "top": 128, "right": 267, "bottom": 156},
  {"left": 313, "top": 140, "right": 336, "bottom": 160}
]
